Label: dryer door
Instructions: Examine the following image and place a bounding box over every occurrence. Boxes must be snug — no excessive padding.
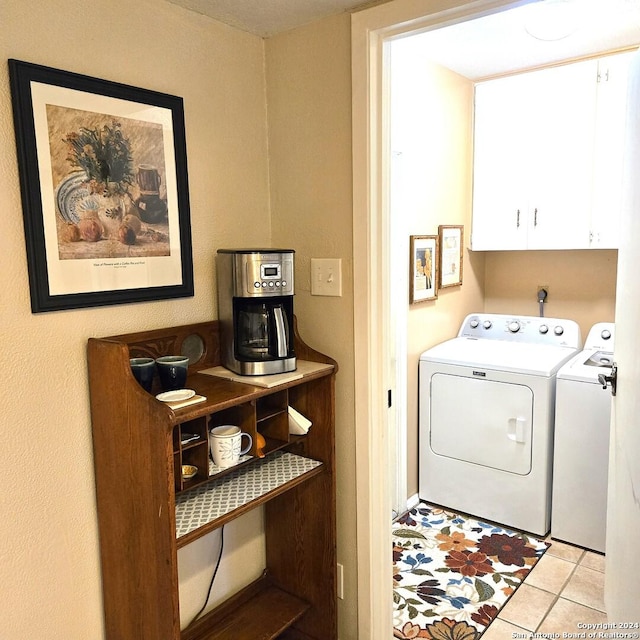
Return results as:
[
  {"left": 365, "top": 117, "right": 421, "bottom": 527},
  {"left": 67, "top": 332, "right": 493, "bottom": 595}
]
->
[{"left": 430, "top": 373, "right": 533, "bottom": 475}]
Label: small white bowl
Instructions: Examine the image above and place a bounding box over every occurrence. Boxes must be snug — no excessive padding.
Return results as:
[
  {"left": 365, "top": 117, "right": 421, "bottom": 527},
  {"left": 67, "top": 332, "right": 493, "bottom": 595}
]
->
[{"left": 182, "top": 464, "right": 198, "bottom": 480}]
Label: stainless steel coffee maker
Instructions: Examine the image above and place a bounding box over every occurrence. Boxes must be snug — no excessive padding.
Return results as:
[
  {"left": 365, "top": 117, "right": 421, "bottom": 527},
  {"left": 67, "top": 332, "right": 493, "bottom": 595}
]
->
[{"left": 217, "top": 249, "right": 296, "bottom": 375}]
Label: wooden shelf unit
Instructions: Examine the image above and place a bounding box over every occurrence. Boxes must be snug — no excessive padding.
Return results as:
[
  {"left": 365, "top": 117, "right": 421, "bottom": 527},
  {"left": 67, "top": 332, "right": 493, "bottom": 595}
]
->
[{"left": 87, "top": 319, "right": 337, "bottom": 640}]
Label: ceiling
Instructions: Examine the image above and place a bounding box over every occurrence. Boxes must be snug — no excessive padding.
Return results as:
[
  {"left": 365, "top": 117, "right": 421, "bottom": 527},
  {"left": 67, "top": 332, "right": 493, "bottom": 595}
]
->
[
  {"left": 166, "top": 0, "right": 640, "bottom": 78},
  {"left": 166, "top": 0, "right": 384, "bottom": 37},
  {"left": 398, "top": 0, "right": 640, "bottom": 80}
]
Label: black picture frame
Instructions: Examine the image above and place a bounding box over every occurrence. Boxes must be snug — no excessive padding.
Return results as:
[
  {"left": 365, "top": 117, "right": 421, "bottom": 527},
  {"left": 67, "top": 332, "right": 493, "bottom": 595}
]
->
[{"left": 9, "top": 59, "right": 194, "bottom": 312}]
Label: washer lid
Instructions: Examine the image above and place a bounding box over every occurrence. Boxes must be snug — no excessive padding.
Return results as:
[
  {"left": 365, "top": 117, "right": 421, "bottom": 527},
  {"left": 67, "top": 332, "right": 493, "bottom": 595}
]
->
[
  {"left": 420, "top": 337, "right": 580, "bottom": 376},
  {"left": 557, "top": 348, "right": 614, "bottom": 382}
]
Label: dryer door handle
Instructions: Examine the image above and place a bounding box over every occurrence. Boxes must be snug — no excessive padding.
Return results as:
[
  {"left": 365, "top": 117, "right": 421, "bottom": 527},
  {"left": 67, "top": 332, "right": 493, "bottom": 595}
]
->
[{"left": 507, "top": 417, "right": 527, "bottom": 443}]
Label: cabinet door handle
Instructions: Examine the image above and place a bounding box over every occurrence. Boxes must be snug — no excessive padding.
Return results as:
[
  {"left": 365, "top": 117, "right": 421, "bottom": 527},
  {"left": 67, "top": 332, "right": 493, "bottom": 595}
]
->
[
  {"left": 534, "top": 208, "right": 538, "bottom": 227},
  {"left": 516, "top": 209, "right": 520, "bottom": 228}
]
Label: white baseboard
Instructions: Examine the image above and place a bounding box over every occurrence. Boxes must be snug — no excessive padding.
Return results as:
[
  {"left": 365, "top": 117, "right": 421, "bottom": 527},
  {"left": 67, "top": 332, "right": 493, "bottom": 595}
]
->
[
  {"left": 393, "top": 494, "right": 421, "bottom": 521},
  {"left": 406, "top": 493, "right": 420, "bottom": 511}
]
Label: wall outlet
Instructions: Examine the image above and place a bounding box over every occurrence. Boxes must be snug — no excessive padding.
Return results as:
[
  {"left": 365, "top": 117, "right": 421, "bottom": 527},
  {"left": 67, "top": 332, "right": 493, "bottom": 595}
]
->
[
  {"left": 537, "top": 285, "right": 549, "bottom": 302},
  {"left": 337, "top": 562, "right": 344, "bottom": 600},
  {"left": 311, "top": 258, "right": 342, "bottom": 297}
]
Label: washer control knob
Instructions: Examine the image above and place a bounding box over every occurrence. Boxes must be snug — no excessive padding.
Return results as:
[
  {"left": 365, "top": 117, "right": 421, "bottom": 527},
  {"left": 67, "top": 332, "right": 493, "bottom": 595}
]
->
[
  {"left": 554, "top": 325, "right": 564, "bottom": 336},
  {"left": 483, "top": 320, "right": 492, "bottom": 329},
  {"left": 508, "top": 321, "right": 520, "bottom": 333},
  {"left": 470, "top": 319, "right": 479, "bottom": 328},
  {"left": 539, "top": 324, "right": 549, "bottom": 334},
  {"left": 601, "top": 329, "right": 612, "bottom": 340}
]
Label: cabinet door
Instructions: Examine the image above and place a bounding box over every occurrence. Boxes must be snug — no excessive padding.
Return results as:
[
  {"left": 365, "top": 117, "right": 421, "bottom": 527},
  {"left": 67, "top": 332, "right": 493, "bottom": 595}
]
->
[
  {"left": 472, "top": 74, "right": 530, "bottom": 250},
  {"left": 590, "top": 51, "right": 634, "bottom": 248},
  {"left": 472, "top": 59, "right": 599, "bottom": 250},
  {"left": 526, "top": 59, "right": 598, "bottom": 249}
]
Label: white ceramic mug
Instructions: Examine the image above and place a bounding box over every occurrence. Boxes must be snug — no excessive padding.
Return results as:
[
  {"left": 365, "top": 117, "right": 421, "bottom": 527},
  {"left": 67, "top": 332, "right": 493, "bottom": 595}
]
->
[{"left": 209, "top": 425, "right": 253, "bottom": 468}]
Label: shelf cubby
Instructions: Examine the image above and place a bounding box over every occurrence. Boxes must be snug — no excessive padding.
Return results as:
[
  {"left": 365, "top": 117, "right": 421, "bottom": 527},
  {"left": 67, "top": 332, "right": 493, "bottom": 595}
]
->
[
  {"left": 175, "top": 451, "right": 323, "bottom": 546},
  {"left": 182, "top": 574, "right": 310, "bottom": 640},
  {"left": 256, "top": 390, "right": 289, "bottom": 454},
  {"left": 173, "top": 417, "right": 210, "bottom": 491}
]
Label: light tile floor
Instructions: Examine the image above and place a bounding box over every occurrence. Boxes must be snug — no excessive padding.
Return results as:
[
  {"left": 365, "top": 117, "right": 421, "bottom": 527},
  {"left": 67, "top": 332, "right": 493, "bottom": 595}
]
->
[{"left": 484, "top": 538, "right": 608, "bottom": 639}]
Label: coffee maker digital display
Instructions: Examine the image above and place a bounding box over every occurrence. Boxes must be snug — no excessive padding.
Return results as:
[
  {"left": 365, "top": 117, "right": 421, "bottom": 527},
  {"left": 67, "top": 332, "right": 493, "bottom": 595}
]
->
[
  {"left": 262, "top": 265, "right": 279, "bottom": 278},
  {"left": 217, "top": 249, "right": 296, "bottom": 376}
]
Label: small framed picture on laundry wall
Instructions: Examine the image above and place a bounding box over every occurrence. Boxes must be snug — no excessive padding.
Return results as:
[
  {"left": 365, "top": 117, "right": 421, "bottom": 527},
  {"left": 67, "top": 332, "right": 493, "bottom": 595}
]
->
[
  {"left": 438, "top": 225, "right": 463, "bottom": 288},
  {"left": 410, "top": 235, "right": 438, "bottom": 304}
]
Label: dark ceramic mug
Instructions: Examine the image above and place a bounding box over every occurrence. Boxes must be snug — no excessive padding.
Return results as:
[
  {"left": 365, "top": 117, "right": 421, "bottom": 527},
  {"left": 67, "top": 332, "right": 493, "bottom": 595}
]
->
[
  {"left": 130, "top": 357, "right": 155, "bottom": 392},
  {"left": 155, "top": 355, "right": 189, "bottom": 391}
]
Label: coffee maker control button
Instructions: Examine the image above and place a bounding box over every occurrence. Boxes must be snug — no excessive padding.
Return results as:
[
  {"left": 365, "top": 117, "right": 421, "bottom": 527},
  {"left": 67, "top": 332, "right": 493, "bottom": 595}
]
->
[
  {"left": 262, "top": 282, "right": 267, "bottom": 287},
  {"left": 282, "top": 281, "right": 287, "bottom": 287},
  {"left": 275, "top": 281, "right": 281, "bottom": 287},
  {"left": 254, "top": 281, "right": 261, "bottom": 289},
  {"left": 269, "top": 282, "right": 275, "bottom": 287}
]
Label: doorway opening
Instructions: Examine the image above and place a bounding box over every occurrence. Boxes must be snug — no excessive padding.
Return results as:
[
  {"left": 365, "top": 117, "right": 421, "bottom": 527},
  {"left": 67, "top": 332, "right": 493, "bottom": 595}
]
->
[{"left": 353, "top": 0, "right": 640, "bottom": 635}]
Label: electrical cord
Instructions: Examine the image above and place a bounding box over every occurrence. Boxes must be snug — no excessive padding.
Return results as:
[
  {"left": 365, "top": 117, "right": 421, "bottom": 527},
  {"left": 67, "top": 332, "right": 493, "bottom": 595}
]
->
[{"left": 187, "top": 525, "right": 225, "bottom": 628}]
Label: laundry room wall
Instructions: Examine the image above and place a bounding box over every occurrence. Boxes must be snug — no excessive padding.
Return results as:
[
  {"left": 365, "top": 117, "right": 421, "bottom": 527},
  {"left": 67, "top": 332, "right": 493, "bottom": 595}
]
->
[
  {"left": 483, "top": 250, "right": 618, "bottom": 339},
  {"left": 391, "top": 42, "right": 619, "bottom": 499},
  {"left": 391, "top": 46, "right": 486, "bottom": 498}
]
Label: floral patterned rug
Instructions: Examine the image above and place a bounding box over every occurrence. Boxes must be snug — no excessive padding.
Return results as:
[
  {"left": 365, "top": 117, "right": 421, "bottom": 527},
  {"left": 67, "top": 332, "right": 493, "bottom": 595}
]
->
[{"left": 393, "top": 502, "right": 549, "bottom": 639}]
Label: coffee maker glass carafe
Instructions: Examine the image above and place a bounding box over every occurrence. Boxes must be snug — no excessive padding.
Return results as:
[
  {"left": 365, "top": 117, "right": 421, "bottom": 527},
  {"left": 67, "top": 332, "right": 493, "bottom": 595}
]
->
[{"left": 236, "top": 301, "right": 291, "bottom": 360}]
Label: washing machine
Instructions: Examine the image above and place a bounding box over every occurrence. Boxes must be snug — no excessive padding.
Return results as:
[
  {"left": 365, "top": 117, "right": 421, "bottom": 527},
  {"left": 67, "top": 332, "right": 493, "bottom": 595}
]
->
[
  {"left": 419, "top": 313, "right": 581, "bottom": 537},
  {"left": 552, "top": 323, "right": 614, "bottom": 553}
]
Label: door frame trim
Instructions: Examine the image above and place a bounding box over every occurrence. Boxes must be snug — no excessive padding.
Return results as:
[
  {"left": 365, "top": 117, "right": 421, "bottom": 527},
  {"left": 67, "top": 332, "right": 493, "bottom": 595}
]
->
[{"left": 351, "top": 1, "right": 525, "bottom": 636}]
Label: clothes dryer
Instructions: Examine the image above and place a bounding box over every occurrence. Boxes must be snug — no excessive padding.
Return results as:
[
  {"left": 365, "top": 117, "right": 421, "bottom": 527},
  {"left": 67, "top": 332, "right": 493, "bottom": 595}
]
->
[
  {"left": 552, "top": 323, "right": 614, "bottom": 553},
  {"left": 419, "top": 314, "right": 581, "bottom": 536}
]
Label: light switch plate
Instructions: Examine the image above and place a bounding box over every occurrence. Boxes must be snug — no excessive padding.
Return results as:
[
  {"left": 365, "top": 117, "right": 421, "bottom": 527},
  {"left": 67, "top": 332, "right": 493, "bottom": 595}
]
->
[{"left": 311, "top": 258, "right": 342, "bottom": 297}]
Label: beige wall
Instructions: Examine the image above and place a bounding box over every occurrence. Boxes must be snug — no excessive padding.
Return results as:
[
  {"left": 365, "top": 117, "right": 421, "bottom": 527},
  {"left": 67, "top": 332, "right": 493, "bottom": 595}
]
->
[
  {"left": 1, "top": 0, "right": 272, "bottom": 637},
  {"left": 391, "top": 40, "right": 618, "bottom": 500},
  {"left": 0, "top": 1, "right": 621, "bottom": 639},
  {"left": 390, "top": 50, "right": 486, "bottom": 497},
  {"left": 1, "top": 3, "right": 362, "bottom": 639},
  {"left": 265, "top": 14, "right": 358, "bottom": 636},
  {"left": 484, "top": 250, "right": 617, "bottom": 338}
]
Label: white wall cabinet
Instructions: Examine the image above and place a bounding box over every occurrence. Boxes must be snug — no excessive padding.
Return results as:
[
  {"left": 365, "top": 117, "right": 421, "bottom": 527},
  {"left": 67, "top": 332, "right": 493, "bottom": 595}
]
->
[
  {"left": 471, "top": 52, "right": 633, "bottom": 251},
  {"left": 590, "top": 52, "right": 634, "bottom": 248}
]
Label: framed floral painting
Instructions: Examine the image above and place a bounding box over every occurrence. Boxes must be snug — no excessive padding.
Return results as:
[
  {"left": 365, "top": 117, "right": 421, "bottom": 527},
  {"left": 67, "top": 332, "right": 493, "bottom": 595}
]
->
[
  {"left": 410, "top": 235, "right": 438, "bottom": 304},
  {"left": 9, "top": 59, "right": 194, "bottom": 312}
]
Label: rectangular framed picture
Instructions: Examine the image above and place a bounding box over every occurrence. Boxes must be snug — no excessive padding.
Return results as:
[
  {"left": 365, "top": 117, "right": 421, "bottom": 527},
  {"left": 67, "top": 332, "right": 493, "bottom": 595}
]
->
[
  {"left": 438, "top": 225, "right": 464, "bottom": 288},
  {"left": 9, "top": 59, "right": 194, "bottom": 312},
  {"left": 410, "top": 235, "right": 438, "bottom": 304}
]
